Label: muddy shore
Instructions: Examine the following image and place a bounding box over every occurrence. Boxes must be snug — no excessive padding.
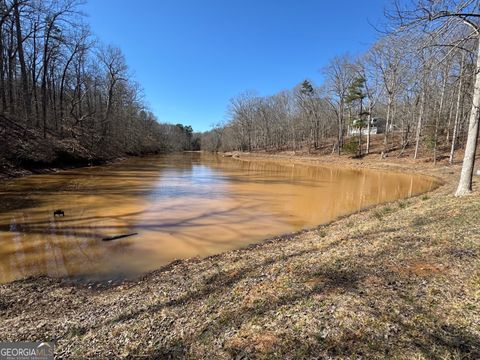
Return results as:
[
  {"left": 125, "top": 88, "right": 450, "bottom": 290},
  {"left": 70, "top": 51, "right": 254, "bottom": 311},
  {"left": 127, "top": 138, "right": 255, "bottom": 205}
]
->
[{"left": 0, "top": 152, "right": 479, "bottom": 359}]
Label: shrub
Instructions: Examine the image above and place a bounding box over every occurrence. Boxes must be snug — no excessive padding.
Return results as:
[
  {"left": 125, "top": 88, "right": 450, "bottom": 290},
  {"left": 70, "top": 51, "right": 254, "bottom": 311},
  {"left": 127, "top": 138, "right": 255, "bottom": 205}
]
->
[{"left": 343, "top": 139, "right": 359, "bottom": 155}]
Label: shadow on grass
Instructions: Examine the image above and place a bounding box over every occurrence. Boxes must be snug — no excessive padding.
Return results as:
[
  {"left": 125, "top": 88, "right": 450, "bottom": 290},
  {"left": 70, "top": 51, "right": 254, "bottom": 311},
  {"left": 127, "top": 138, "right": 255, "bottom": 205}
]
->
[{"left": 118, "top": 237, "right": 479, "bottom": 359}]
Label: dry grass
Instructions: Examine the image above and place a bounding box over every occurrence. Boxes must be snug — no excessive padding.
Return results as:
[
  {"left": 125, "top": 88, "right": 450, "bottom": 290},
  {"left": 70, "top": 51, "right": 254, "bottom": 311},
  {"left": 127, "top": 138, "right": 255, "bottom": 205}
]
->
[{"left": 0, "top": 147, "right": 479, "bottom": 359}]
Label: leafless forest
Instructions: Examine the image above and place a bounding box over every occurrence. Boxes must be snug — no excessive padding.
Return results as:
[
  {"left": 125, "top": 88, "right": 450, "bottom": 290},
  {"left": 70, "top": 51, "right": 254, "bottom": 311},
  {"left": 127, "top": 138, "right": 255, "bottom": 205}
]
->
[
  {"left": 0, "top": 2, "right": 479, "bottom": 357},
  {"left": 202, "top": 0, "right": 480, "bottom": 195},
  {"left": 0, "top": 0, "right": 198, "bottom": 173},
  {"left": 1, "top": 0, "right": 479, "bottom": 195}
]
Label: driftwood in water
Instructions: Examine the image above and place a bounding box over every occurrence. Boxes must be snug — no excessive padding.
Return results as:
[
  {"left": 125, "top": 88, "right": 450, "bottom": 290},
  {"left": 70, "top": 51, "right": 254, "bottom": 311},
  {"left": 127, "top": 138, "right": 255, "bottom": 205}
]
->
[{"left": 102, "top": 233, "right": 138, "bottom": 242}]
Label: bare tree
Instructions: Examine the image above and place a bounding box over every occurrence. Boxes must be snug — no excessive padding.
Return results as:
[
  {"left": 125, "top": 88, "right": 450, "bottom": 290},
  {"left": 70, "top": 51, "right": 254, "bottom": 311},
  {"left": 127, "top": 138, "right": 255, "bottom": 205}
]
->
[
  {"left": 0, "top": 0, "right": 197, "bottom": 168},
  {"left": 323, "top": 55, "right": 355, "bottom": 154},
  {"left": 388, "top": 0, "right": 480, "bottom": 195}
]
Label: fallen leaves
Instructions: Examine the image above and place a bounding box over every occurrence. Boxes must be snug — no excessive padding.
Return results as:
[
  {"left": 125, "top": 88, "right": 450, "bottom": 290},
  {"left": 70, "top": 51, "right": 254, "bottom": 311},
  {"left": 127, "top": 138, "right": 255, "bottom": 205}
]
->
[{"left": 0, "top": 158, "right": 479, "bottom": 358}]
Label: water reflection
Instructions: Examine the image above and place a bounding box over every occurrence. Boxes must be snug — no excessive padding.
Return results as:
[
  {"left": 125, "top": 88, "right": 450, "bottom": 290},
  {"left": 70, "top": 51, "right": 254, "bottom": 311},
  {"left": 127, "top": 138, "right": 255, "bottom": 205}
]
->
[{"left": 0, "top": 153, "right": 438, "bottom": 283}]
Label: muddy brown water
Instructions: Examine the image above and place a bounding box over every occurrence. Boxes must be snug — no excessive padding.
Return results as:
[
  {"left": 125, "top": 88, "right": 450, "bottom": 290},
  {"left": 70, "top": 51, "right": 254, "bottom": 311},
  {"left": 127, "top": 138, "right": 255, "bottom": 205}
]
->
[{"left": 0, "top": 153, "right": 438, "bottom": 284}]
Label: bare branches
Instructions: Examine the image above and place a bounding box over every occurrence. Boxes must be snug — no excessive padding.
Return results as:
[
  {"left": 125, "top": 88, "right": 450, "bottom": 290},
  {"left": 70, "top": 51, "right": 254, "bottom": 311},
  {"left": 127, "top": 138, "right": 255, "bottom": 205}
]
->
[{"left": 0, "top": 0, "right": 197, "bottom": 161}]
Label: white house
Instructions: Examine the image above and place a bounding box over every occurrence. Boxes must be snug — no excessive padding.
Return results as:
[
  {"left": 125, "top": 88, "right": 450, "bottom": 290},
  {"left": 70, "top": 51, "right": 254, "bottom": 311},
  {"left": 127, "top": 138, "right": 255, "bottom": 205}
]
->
[{"left": 348, "top": 117, "right": 386, "bottom": 136}]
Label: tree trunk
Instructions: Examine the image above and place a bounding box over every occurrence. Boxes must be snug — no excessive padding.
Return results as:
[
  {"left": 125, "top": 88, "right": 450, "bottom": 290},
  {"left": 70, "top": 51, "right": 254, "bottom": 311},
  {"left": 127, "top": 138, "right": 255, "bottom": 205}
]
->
[
  {"left": 414, "top": 88, "right": 426, "bottom": 160},
  {"left": 366, "top": 109, "right": 371, "bottom": 154},
  {"left": 383, "top": 95, "right": 392, "bottom": 158},
  {"left": 455, "top": 38, "right": 480, "bottom": 196},
  {"left": 434, "top": 69, "right": 448, "bottom": 165},
  {"left": 59, "top": 47, "right": 77, "bottom": 132},
  {"left": 0, "top": 23, "right": 6, "bottom": 112},
  {"left": 41, "top": 22, "right": 53, "bottom": 138},
  {"left": 13, "top": 0, "right": 31, "bottom": 124},
  {"left": 446, "top": 93, "right": 455, "bottom": 144},
  {"left": 337, "top": 100, "right": 344, "bottom": 155},
  {"left": 449, "top": 54, "right": 465, "bottom": 165},
  {"left": 7, "top": 20, "right": 15, "bottom": 114},
  {"left": 32, "top": 21, "right": 39, "bottom": 124},
  {"left": 358, "top": 126, "right": 362, "bottom": 156}
]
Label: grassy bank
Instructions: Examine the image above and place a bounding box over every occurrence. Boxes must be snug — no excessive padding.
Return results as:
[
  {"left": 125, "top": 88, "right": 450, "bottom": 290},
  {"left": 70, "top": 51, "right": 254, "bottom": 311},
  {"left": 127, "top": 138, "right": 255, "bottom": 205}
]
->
[{"left": 0, "top": 152, "right": 479, "bottom": 359}]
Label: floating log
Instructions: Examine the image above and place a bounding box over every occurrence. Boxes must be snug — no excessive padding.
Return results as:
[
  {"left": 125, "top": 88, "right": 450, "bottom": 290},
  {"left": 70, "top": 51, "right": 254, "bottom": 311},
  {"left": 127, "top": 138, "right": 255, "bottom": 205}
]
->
[{"left": 102, "top": 233, "right": 138, "bottom": 242}]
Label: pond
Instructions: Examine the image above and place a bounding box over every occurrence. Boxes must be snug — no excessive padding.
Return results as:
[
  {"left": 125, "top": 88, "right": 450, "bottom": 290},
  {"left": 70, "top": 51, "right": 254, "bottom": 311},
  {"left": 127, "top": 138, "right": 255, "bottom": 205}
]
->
[{"left": 0, "top": 153, "right": 438, "bottom": 283}]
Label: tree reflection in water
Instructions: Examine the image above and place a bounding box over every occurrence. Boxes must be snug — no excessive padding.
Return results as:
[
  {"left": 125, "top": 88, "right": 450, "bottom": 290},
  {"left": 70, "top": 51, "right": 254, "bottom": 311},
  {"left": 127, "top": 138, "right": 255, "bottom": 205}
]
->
[{"left": 0, "top": 153, "right": 438, "bottom": 283}]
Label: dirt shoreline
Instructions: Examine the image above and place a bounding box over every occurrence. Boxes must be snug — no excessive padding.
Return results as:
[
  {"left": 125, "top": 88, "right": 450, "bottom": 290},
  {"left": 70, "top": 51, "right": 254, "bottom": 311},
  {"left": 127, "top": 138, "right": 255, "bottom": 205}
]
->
[
  {"left": 0, "top": 152, "right": 479, "bottom": 358},
  {"left": 0, "top": 152, "right": 171, "bottom": 181},
  {"left": 0, "top": 158, "right": 121, "bottom": 181},
  {"left": 234, "top": 152, "right": 447, "bottom": 186}
]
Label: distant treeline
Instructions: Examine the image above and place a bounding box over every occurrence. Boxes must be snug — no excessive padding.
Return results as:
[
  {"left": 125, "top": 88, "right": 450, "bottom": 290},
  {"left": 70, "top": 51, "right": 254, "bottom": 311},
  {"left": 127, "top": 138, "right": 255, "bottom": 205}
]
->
[
  {"left": 0, "top": 0, "right": 198, "bottom": 170},
  {"left": 201, "top": 0, "right": 480, "bottom": 196},
  {"left": 203, "top": 32, "right": 472, "bottom": 162}
]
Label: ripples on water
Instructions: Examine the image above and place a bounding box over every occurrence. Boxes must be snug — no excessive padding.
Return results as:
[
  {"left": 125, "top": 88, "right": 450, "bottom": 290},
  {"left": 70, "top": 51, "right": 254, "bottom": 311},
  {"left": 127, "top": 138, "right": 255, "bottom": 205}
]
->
[{"left": 0, "top": 153, "right": 437, "bottom": 283}]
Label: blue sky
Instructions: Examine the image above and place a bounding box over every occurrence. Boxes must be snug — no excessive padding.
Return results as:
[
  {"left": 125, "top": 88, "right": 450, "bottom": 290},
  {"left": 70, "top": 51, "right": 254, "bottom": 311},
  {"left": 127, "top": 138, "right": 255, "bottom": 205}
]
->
[{"left": 82, "top": 0, "right": 385, "bottom": 132}]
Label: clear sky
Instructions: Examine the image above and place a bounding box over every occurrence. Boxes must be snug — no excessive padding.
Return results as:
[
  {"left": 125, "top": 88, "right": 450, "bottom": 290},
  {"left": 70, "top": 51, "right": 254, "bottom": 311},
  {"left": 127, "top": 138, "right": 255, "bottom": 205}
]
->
[{"left": 82, "top": 0, "right": 385, "bottom": 132}]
